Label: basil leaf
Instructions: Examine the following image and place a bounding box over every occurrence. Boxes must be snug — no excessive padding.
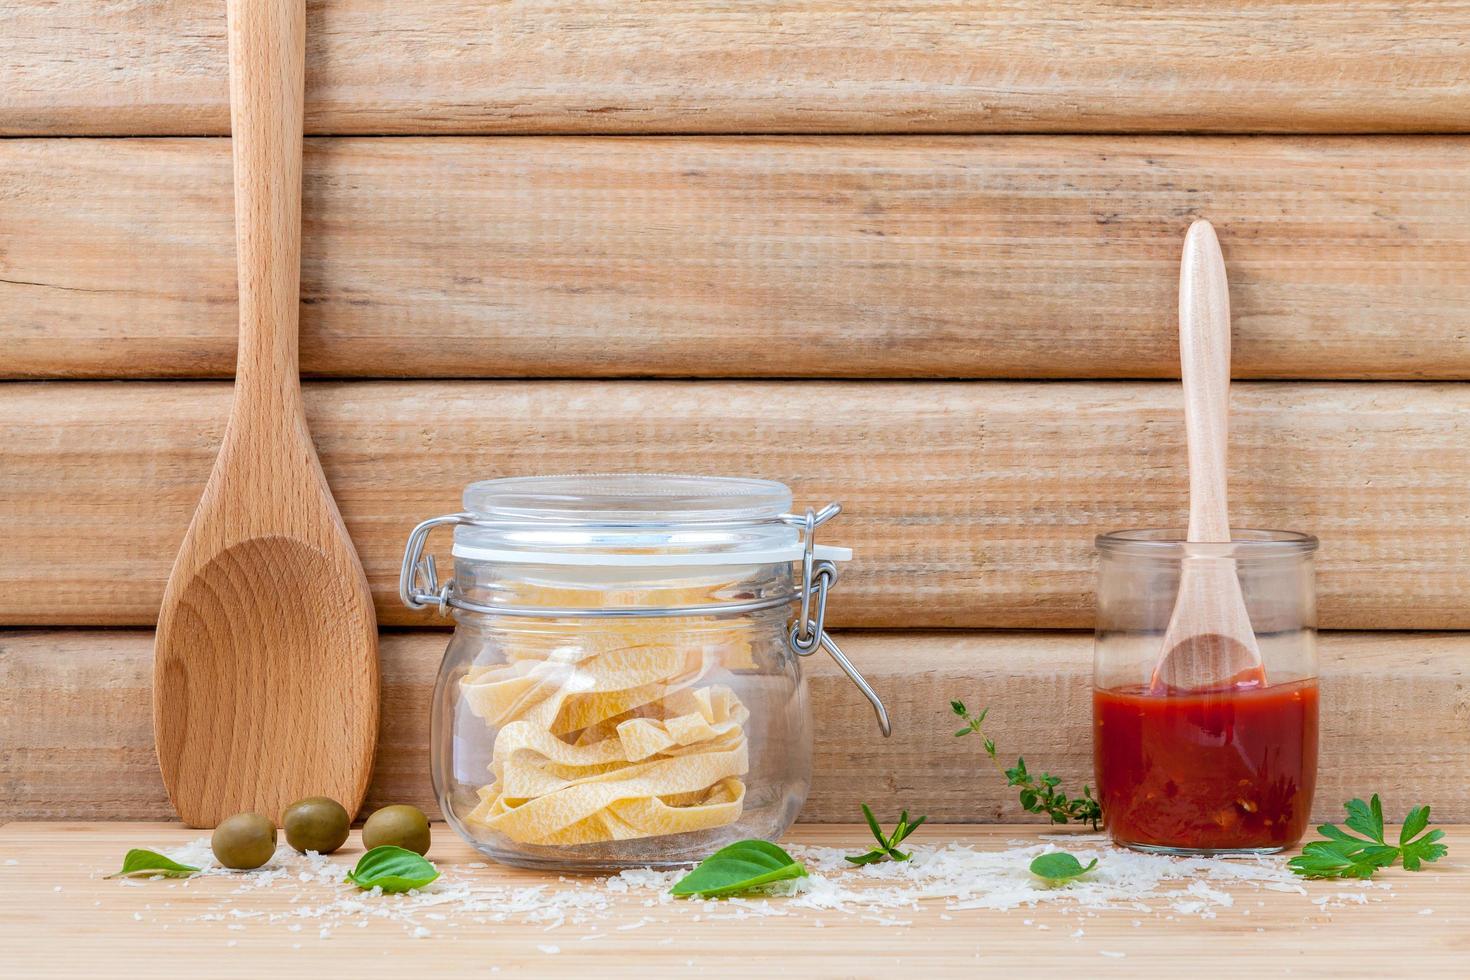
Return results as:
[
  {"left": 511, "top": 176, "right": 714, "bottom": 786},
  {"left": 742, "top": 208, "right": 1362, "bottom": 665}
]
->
[
  {"left": 107, "top": 848, "right": 200, "bottom": 879},
  {"left": 344, "top": 845, "right": 440, "bottom": 893},
  {"left": 1029, "top": 851, "right": 1098, "bottom": 883},
  {"left": 670, "top": 840, "right": 807, "bottom": 898}
]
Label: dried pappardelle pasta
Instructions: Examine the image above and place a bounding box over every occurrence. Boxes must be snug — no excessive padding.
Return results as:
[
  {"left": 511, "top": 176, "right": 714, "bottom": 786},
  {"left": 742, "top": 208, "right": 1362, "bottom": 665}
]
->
[
  {"left": 461, "top": 583, "right": 757, "bottom": 846},
  {"left": 411, "top": 475, "right": 887, "bottom": 868}
]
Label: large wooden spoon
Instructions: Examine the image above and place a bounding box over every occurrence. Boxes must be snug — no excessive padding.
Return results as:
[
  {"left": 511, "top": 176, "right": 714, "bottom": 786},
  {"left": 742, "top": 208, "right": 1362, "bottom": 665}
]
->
[
  {"left": 153, "top": 0, "right": 379, "bottom": 827},
  {"left": 1149, "top": 220, "right": 1266, "bottom": 693}
]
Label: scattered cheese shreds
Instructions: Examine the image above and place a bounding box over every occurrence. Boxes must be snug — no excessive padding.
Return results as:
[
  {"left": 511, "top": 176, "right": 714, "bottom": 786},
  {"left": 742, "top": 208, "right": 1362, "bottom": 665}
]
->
[{"left": 105, "top": 836, "right": 1388, "bottom": 944}]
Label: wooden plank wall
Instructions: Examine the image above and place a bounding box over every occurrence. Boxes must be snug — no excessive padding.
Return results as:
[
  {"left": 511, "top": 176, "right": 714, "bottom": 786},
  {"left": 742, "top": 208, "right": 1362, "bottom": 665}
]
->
[
  {"left": 2, "top": 2, "right": 1467, "bottom": 823},
  {"left": 7, "top": 381, "right": 1470, "bottom": 630},
  {"left": 6, "top": 631, "right": 1466, "bottom": 823},
  {"left": 5, "top": 2, "right": 1470, "bottom": 135},
  {"left": 5, "top": 137, "right": 1470, "bottom": 380}
]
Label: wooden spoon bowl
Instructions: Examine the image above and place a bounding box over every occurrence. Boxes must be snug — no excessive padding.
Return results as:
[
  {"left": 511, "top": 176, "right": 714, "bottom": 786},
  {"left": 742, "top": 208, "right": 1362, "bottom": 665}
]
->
[
  {"left": 157, "top": 538, "right": 377, "bottom": 821},
  {"left": 1151, "top": 629, "right": 1264, "bottom": 693}
]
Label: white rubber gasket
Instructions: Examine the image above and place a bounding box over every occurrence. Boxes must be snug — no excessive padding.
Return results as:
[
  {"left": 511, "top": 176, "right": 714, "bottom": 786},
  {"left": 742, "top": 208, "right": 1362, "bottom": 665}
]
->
[{"left": 449, "top": 543, "right": 852, "bottom": 566}]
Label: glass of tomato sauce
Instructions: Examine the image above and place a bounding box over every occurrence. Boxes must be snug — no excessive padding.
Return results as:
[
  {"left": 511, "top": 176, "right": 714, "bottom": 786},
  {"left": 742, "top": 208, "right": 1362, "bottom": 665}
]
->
[{"left": 1094, "top": 529, "right": 1320, "bottom": 855}]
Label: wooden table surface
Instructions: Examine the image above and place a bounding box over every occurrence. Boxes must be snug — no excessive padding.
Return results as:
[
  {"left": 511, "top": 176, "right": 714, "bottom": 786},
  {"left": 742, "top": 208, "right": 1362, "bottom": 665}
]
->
[{"left": 2, "top": 823, "right": 1464, "bottom": 978}]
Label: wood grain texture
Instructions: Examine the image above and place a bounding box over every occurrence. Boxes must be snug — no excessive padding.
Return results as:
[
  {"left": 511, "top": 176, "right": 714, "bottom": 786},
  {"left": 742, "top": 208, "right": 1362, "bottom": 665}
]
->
[
  {"left": 3, "top": 631, "right": 1466, "bottom": 823},
  {"left": 4, "top": 380, "right": 1470, "bottom": 629},
  {"left": 5, "top": 2, "right": 1470, "bottom": 136},
  {"left": 5, "top": 823, "right": 1466, "bottom": 977},
  {"left": 1178, "top": 220, "right": 1237, "bottom": 547},
  {"left": 151, "top": 0, "right": 380, "bottom": 829},
  {"left": 6, "top": 136, "right": 1470, "bottom": 380}
]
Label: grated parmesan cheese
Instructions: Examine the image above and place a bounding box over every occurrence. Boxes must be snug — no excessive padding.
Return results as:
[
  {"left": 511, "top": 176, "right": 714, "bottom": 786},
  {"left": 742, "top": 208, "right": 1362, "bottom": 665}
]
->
[{"left": 113, "top": 835, "right": 1390, "bottom": 945}]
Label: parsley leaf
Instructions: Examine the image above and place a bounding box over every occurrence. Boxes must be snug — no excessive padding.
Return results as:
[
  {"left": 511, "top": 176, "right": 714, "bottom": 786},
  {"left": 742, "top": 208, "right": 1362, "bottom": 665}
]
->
[
  {"left": 1289, "top": 796, "right": 1449, "bottom": 880},
  {"left": 1343, "top": 796, "right": 1386, "bottom": 844},
  {"left": 1399, "top": 806, "right": 1449, "bottom": 871},
  {"left": 1288, "top": 840, "right": 1397, "bottom": 880}
]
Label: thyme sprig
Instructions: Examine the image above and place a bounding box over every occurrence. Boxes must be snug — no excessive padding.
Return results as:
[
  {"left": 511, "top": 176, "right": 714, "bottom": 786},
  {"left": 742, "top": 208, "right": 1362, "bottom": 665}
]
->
[{"left": 951, "top": 700, "right": 1102, "bottom": 830}]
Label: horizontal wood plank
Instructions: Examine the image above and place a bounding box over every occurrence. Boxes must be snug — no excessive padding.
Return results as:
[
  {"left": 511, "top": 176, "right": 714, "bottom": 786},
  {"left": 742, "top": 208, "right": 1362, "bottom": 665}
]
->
[
  {"left": 5, "top": 2, "right": 1470, "bottom": 136},
  {"left": 3, "top": 381, "right": 1470, "bottom": 629},
  {"left": 5, "top": 136, "right": 1470, "bottom": 380},
  {"left": 3, "top": 630, "right": 1465, "bottom": 823}
]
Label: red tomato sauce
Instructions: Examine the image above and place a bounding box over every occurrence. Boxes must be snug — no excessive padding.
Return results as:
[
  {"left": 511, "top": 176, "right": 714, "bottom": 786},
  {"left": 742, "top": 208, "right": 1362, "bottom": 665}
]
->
[{"left": 1093, "top": 679, "right": 1319, "bottom": 852}]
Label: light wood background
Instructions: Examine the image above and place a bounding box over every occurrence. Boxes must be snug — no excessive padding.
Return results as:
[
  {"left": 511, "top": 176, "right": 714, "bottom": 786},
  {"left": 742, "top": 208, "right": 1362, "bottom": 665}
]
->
[
  {"left": 3, "top": 2, "right": 1468, "bottom": 822},
  {"left": 6, "top": 137, "right": 1470, "bottom": 380},
  {"left": 7, "top": 381, "right": 1470, "bottom": 630},
  {"left": 6, "top": 1, "right": 1470, "bottom": 135},
  {"left": 5, "top": 631, "right": 1467, "bottom": 823}
]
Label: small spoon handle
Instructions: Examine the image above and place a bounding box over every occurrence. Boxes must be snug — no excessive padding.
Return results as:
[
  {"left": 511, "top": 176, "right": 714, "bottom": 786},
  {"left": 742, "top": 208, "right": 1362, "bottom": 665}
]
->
[
  {"left": 226, "top": 0, "right": 305, "bottom": 406},
  {"left": 1179, "top": 219, "right": 1233, "bottom": 544}
]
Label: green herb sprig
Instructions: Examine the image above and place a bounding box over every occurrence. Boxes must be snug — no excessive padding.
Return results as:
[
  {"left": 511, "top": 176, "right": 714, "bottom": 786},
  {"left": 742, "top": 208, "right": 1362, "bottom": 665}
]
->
[
  {"left": 670, "top": 840, "right": 807, "bottom": 899},
  {"left": 344, "top": 845, "right": 440, "bottom": 893},
  {"left": 106, "top": 848, "right": 200, "bottom": 879},
  {"left": 951, "top": 700, "right": 1102, "bottom": 830},
  {"left": 846, "top": 804, "right": 927, "bottom": 865},
  {"left": 1029, "top": 851, "right": 1098, "bottom": 884},
  {"left": 1288, "top": 795, "right": 1448, "bottom": 880}
]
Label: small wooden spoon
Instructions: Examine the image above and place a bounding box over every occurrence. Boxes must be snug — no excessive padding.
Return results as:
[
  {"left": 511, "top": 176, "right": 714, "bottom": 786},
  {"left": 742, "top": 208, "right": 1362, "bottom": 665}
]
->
[
  {"left": 153, "top": 0, "right": 379, "bottom": 827},
  {"left": 1149, "top": 220, "right": 1265, "bottom": 693}
]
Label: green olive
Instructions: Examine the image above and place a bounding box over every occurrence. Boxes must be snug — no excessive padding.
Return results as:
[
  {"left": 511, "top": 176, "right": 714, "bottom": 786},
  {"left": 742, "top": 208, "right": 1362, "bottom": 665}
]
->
[
  {"left": 361, "top": 804, "right": 431, "bottom": 856},
  {"left": 283, "top": 796, "right": 350, "bottom": 855},
  {"left": 211, "top": 812, "right": 277, "bottom": 870}
]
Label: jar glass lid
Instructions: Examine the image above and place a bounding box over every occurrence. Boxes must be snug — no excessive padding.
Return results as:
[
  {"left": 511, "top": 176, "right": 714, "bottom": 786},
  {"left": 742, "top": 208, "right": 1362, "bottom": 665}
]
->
[
  {"left": 453, "top": 473, "right": 851, "bottom": 566},
  {"left": 463, "top": 473, "right": 793, "bottom": 523}
]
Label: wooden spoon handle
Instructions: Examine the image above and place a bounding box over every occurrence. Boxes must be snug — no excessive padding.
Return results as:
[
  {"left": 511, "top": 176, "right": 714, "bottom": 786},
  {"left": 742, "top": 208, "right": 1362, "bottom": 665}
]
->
[
  {"left": 1179, "top": 219, "right": 1233, "bottom": 544},
  {"left": 226, "top": 0, "right": 304, "bottom": 402}
]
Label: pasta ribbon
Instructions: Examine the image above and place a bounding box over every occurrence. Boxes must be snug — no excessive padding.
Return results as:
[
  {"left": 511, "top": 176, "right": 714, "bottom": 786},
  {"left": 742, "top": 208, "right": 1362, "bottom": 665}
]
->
[{"left": 462, "top": 584, "right": 755, "bottom": 846}]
